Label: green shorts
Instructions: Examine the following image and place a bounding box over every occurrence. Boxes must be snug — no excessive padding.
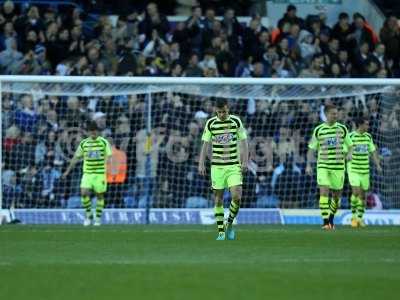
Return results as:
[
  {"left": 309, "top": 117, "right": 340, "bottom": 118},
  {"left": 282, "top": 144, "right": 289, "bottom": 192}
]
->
[
  {"left": 317, "top": 168, "right": 345, "bottom": 190},
  {"left": 80, "top": 173, "right": 107, "bottom": 194},
  {"left": 211, "top": 165, "right": 242, "bottom": 190},
  {"left": 348, "top": 171, "right": 370, "bottom": 191}
]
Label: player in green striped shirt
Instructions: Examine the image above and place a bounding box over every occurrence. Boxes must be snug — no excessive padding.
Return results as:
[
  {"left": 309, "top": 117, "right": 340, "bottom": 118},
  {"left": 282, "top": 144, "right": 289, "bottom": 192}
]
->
[
  {"left": 306, "top": 104, "right": 353, "bottom": 229},
  {"left": 62, "top": 121, "right": 112, "bottom": 226},
  {"left": 198, "top": 99, "right": 248, "bottom": 240},
  {"left": 348, "top": 117, "right": 382, "bottom": 228}
]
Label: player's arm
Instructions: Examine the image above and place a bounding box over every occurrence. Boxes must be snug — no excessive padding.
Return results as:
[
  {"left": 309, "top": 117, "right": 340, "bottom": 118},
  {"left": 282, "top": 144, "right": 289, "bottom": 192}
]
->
[
  {"left": 372, "top": 150, "right": 382, "bottom": 172},
  {"left": 237, "top": 118, "right": 248, "bottom": 172},
  {"left": 306, "top": 128, "right": 318, "bottom": 175},
  {"left": 344, "top": 128, "right": 353, "bottom": 161},
  {"left": 105, "top": 138, "right": 113, "bottom": 165},
  {"left": 240, "top": 139, "right": 248, "bottom": 171},
  {"left": 369, "top": 137, "right": 382, "bottom": 172},
  {"left": 198, "top": 120, "right": 212, "bottom": 176},
  {"left": 62, "top": 143, "right": 83, "bottom": 179},
  {"left": 198, "top": 141, "right": 210, "bottom": 176}
]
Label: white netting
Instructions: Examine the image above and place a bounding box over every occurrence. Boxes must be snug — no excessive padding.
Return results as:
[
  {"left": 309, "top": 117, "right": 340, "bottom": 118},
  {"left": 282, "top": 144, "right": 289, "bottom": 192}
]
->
[{"left": 1, "top": 77, "right": 399, "bottom": 212}]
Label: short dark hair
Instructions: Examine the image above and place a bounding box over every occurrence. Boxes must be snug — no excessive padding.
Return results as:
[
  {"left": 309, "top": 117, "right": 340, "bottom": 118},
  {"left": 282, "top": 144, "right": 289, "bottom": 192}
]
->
[
  {"left": 287, "top": 4, "right": 296, "bottom": 12},
  {"left": 324, "top": 103, "right": 337, "bottom": 114},
  {"left": 87, "top": 121, "right": 98, "bottom": 131},
  {"left": 339, "top": 12, "right": 349, "bottom": 20},
  {"left": 215, "top": 98, "right": 228, "bottom": 109},
  {"left": 355, "top": 116, "right": 368, "bottom": 127}
]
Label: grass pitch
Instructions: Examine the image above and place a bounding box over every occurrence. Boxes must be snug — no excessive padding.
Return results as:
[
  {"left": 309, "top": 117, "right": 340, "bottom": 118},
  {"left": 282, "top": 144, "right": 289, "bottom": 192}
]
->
[{"left": 1, "top": 225, "right": 400, "bottom": 300}]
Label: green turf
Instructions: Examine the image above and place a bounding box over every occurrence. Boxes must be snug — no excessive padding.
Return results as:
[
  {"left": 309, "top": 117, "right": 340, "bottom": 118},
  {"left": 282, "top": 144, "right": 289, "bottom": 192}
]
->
[{"left": 1, "top": 225, "right": 400, "bottom": 300}]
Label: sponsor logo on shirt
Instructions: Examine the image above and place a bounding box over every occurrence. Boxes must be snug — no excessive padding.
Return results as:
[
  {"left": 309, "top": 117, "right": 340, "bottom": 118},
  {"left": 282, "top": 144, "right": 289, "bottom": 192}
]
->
[
  {"left": 354, "top": 144, "right": 368, "bottom": 153},
  {"left": 213, "top": 133, "right": 235, "bottom": 144}
]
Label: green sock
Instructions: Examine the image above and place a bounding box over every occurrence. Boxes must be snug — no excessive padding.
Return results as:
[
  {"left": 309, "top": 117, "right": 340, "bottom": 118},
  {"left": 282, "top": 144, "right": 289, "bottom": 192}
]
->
[
  {"left": 82, "top": 195, "right": 92, "bottom": 219},
  {"left": 356, "top": 197, "right": 365, "bottom": 220},
  {"left": 96, "top": 197, "right": 105, "bottom": 220},
  {"left": 319, "top": 196, "right": 330, "bottom": 224},
  {"left": 214, "top": 206, "right": 224, "bottom": 233},
  {"left": 330, "top": 197, "right": 340, "bottom": 216},
  {"left": 350, "top": 195, "right": 358, "bottom": 220},
  {"left": 227, "top": 201, "right": 240, "bottom": 224}
]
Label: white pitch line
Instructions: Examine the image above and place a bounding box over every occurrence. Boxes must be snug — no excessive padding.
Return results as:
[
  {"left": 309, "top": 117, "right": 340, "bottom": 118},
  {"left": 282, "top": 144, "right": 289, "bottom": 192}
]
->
[
  {"left": 2, "top": 257, "right": 400, "bottom": 266},
  {"left": 0, "top": 228, "right": 399, "bottom": 234}
]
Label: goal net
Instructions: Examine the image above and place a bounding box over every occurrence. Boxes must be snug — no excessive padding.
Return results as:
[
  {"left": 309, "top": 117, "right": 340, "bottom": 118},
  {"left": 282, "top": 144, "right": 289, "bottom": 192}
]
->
[{"left": 1, "top": 77, "right": 399, "bottom": 224}]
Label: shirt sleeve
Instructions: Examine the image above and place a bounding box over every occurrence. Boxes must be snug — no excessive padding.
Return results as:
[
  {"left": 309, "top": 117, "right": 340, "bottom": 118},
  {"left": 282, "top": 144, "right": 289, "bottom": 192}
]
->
[
  {"left": 105, "top": 139, "right": 112, "bottom": 157},
  {"left": 201, "top": 119, "right": 212, "bottom": 142},
  {"left": 369, "top": 137, "right": 376, "bottom": 153},
  {"left": 74, "top": 141, "right": 84, "bottom": 158},
  {"left": 237, "top": 118, "right": 247, "bottom": 141},
  {"left": 308, "top": 127, "right": 319, "bottom": 150},
  {"left": 344, "top": 127, "right": 353, "bottom": 147}
]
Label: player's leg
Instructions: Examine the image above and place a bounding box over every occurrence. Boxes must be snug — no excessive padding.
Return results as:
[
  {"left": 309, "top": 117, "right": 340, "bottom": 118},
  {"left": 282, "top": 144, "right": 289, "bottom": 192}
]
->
[
  {"left": 211, "top": 166, "right": 226, "bottom": 240},
  {"left": 328, "top": 170, "right": 345, "bottom": 228},
  {"left": 351, "top": 187, "right": 363, "bottom": 227},
  {"left": 80, "top": 174, "right": 93, "bottom": 225},
  {"left": 317, "top": 168, "right": 331, "bottom": 229},
  {"left": 93, "top": 175, "right": 107, "bottom": 226},
  {"left": 226, "top": 185, "right": 242, "bottom": 240},
  {"left": 329, "top": 189, "right": 342, "bottom": 228},
  {"left": 225, "top": 166, "right": 243, "bottom": 240},
  {"left": 214, "top": 189, "right": 225, "bottom": 240},
  {"left": 348, "top": 171, "right": 362, "bottom": 227},
  {"left": 357, "top": 174, "right": 370, "bottom": 227},
  {"left": 228, "top": 185, "right": 241, "bottom": 224}
]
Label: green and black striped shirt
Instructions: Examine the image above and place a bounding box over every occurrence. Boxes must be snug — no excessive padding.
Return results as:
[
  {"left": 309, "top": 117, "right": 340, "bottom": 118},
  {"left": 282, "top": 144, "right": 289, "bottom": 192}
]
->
[
  {"left": 75, "top": 136, "right": 112, "bottom": 174},
  {"left": 309, "top": 122, "right": 352, "bottom": 171},
  {"left": 347, "top": 131, "right": 376, "bottom": 174},
  {"left": 201, "top": 115, "right": 247, "bottom": 167}
]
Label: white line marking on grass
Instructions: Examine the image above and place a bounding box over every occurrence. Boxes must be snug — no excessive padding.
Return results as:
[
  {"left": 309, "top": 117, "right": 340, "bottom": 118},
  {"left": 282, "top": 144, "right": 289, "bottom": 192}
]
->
[
  {"left": 4, "top": 257, "right": 400, "bottom": 266},
  {"left": 0, "top": 227, "right": 399, "bottom": 234}
]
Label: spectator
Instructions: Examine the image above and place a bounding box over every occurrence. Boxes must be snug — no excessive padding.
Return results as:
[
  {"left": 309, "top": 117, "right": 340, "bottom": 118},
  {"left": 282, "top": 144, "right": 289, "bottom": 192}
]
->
[
  {"left": 134, "top": 127, "right": 163, "bottom": 207},
  {"left": 299, "top": 54, "right": 325, "bottom": 77},
  {"left": 14, "top": 94, "right": 39, "bottom": 132},
  {"left": 63, "top": 96, "right": 87, "bottom": 127},
  {"left": 1, "top": 1, "right": 17, "bottom": 23},
  {"left": 106, "top": 137, "right": 128, "bottom": 208},
  {"left": 278, "top": 5, "right": 304, "bottom": 30},
  {"left": 2, "top": 169, "right": 23, "bottom": 209},
  {"left": 332, "top": 12, "right": 353, "bottom": 53},
  {"left": 354, "top": 41, "right": 372, "bottom": 74},
  {"left": 35, "top": 130, "right": 64, "bottom": 167},
  {"left": 38, "top": 152, "right": 61, "bottom": 207},
  {"left": 20, "top": 165, "right": 42, "bottom": 207},
  {"left": 0, "top": 21, "right": 17, "bottom": 51},
  {"left": 371, "top": 43, "right": 386, "bottom": 69},
  {"left": 0, "top": 38, "right": 22, "bottom": 74},
  {"left": 350, "top": 13, "right": 374, "bottom": 51},
  {"left": 143, "top": 29, "right": 166, "bottom": 57},
  {"left": 1, "top": 94, "right": 15, "bottom": 132},
  {"left": 139, "top": 2, "right": 170, "bottom": 39},
  {"left": 9, "top": 131, "right": 36, "bottom": 173},
  {"left": 380, "top": 15, "right": 400, "bottom": 67},
  {"left": 202, "top": 7, "right": 216, "bottom": 31},
  {"left": 299, "top": 30, "right": 320, "bottom": 64},
  {"left": 338, "top": 49, "right": 352, "bottom": 76},
  {"left": 221, "top": 7, "right": 242, "bottom": 54},
  {"left": 172, "top": 21, "right": 191, "bottom": 58},
  {"left": 68, "top": 25, "right": 85, "bottom": 58},
  {"left": 185, "top": 6, "right": 204, "bottom": 55}
]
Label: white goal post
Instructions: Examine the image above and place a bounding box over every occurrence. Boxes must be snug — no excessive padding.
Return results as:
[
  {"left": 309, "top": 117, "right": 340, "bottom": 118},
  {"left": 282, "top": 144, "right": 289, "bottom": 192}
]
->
[{"left": 1, "top": 76, "right": 399, "bottom": 225}]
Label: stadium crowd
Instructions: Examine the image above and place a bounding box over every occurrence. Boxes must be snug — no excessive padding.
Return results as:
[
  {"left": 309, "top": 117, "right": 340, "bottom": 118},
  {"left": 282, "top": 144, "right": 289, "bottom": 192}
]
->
[
  {"left": 1, "top": 1, "right": 400, "bottom": 209},
  {"left": 0, "top": 1, "right": 400, "bottom": 78}
]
